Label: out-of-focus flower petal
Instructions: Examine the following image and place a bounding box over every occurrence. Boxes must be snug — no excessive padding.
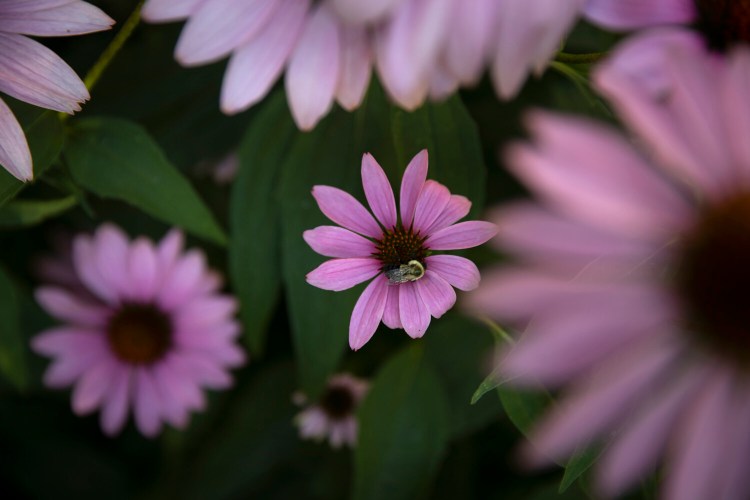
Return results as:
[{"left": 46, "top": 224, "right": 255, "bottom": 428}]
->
[
  {"left": 329, "top": 0, "right": 402, "bottom": 24},
  {"left": 142, "top": 0, "right": 201, "bottom": 22},
  {"left": 584, "top": 0, "right": 696, "bottom": 31},
  {"left": 0, "top": 0, "right": 114, "bottom": 36},
  {"left": 336, "top": 24, "right": 372, "bottom": 111},
  {"left": 0, "top": 96, "right": 31, "bottom": 180}
]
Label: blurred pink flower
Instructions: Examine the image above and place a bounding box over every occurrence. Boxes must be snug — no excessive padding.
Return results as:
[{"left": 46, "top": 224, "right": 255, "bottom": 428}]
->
[
  {"left": 304, "top": 150, "right": 496, "bottom": 350},
  {"left": 32, "top": 224, "right": 245, "bottom": 438},
  {"left": 470, "top": 42, "right": 750, "bottom": 499},
  {"left": 0, "top": 0, "right": 113, "bottom": 181},
  {"left": 293, "top": 373, "right": 369, "bottom": 448}
]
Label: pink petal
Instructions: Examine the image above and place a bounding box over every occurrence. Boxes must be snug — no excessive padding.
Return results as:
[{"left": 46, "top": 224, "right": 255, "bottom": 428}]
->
[
  {"left": 716, "top": 383, "right": 750, "bottom": 499},
  {"left": 34, "top": 329, "right": 108, "bottom": 387},
  {"left": 73, "top": 236, "right": 119, "bottom": 304},
  {"left": 173, "top": 296, "right": 237, "bottom": 332},
  {"left": 0, "top": 33, "right": 88, "bottom": 113},
  {"left": 362, "top": 153, "right": 397, "bottom": 229},
  {"left": 156, "top": 250, "right": 207, "bottom": 311},
  {"left": 335, "top": 24, "right": 372, "bottom": 111},
  {"left": 584, "top": 0, "right": 696, "bottom": 30},
  {"left": 723, "top": 47, "right": 750, "bottom": 182},
  {"left": 34, "top": 287, "right": 108, "bottom": 326},
  {"left": 0, "top": 0, "right": 114, "bottom": 36},
  {"left": 312, "top": 185, "right": 382, "bottom": 238},
  {"left": 285, "top": 4, "right": 341, "bottom": 130},
  {"left": 425, "top": 220, "right": 497, "bottom": 250},
  {"left": 382, "top": 284, "right": 401, "bottom": 328},
  {"left": 398, "top": 282, "right": 430, "bottom": 338},
  {"left": 150, "top": 364, "right": 190, "bottom": 428},
  {"left": 126, "top": 237, "right": 159, "bottom": 302},
  {"left": 415, "top": 270, "right": 455, "bottom": 318},
  {"left": 349, "top": 275, "right": 388, "bottom": 350},
  {"left": 72, "top": 360, "right": 118, "bottom": 415},
  {"left": 100, "top": 364, "right": 131, "bottom": 436},
  {"left": 175, "top": 0, "right": 282, "bottom": 65},
  {"left": 412, "top": 180, "right": 450, "bottom": 234},
  {"left": 133, "top": 368, "right": 163, "bottom": 437},
  {"left": 399, "top": 150, "right": 428, "bottom": 227},
  {"left": 424, "top": 194, "right": 471, "bottom": 234},
  {"left": 424, "top": 254, "right": 480, "bottom": 291},
  {"left": 443, "top": 0, "right": 497, "bottom": 84},
  {"left": 174, "top": 353, "right": 233, "bottom": 389},
  {"left": 220, "top": 0, "right": 309, "bottom": 114},
  {"left": 303, "top": 225, "right": 377, "bottom": 258},
  {"left": 329, "top": 0, "right": 402, "bottom": 24},
  {"left": 0, "top": 96, "right": 31, "bottom": 180},
  {"left": 142, "top": 0, "right": 201, "bottom": 22},
  {"left": 306, "top": 258, "right": 381, "bottom": 291},
  {"left": 91, "top": 223, "right": 130, "bottom": 297},
  {"left": 153, "top": 360, "right": 206, "bottom": 412}
]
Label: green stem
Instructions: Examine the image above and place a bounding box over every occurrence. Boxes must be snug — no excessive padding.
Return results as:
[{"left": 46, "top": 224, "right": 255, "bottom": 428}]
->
[
  {"left": 479, "top": 316, "right": 515, "bottom": 346},
  {"left": 555, "top": 51, "right": 606, "bottom": 65}
]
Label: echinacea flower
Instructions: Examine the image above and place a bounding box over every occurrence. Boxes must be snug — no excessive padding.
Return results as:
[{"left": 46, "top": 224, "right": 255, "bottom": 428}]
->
[
  {"left": 470, "top": 43, "right": 750, "bottom": 499},
  {"left": 293, "top": 372, "right": 368, "bottom": 448},
  {"left": 32, "top": 224, "right": 245, "bottom": 437},
  {"left": 304, "top": 150, "right": 496, "bottom": 350},
  {"left": 0, "top": 0, "right": 113, "bottom": 181}
]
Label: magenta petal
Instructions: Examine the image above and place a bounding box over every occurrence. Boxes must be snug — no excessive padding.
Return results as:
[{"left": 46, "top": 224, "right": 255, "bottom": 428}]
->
[
  {"left": 584, "top": 0, "right": 696, "bottom": 30},
  {"left": 412, "top": 180, "right": 450, "bottom": 234},
  {"left": 306, "top": 258, "right": 381, "bottom": 291},
  {"left": 425, "top": 194, "right": 471, "bottom": 234},
  {"left": 0, "top": 96, "right": 32, "bottom": 180},
  {"left": 399, "top": 150, "right": 428, "bottom": 226},
  {"left": 398, "top": 282, "right": 430, "bottom": 338},
  {"left": 285, "top": 4, "right": 341, "bottom": 130},
  {"left": 425, "top": 255, "right": 480, "bottom": 291},
  {"left": 303, "top": 226, "right": 376, "bottom": 258},
  {"left": 336, "top": 24, "right": 372, "bottom": 111},
  {"left": 382, "top": 284, "right": 401, "bottom": 328},
  {"left": 416, "top": 270, "right": 455, "bottom": 318},
  {"left": 134, "top": 368, "right": 163, "bottom": 438},
  {"left": 100, "top": 365, "right": 131, "bottom": 436},
  {"left": 362, "top": 153, "right": 397, "bottom": 229},
  {"left": 425, "top": 221, "right": 497, "bottom": 250},
  {"left": 312, "top": 185, "right": 382, "bottom": 238},
  {"left": 349, "top": 276, "right": 388, "bottom": 350}
]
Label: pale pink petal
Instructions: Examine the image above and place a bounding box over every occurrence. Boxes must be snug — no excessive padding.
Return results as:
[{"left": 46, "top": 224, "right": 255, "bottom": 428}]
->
[
  {"left": 0, "top": 97, "right": 31, "bottom": 180},
  {"left": 312, "top": 185, "right": 383, "bottom": 238},
  {"left": 285, "top": 4, "right": 340, "bottom": 130},
  {"left": 382, "top": 284, "right": 401, "bottom": 328},
  {"left": 336, "top": 24, "right": 372, "bottom": 111},
  {"left": 156, "top": 250, "right": 207, "bottom": 310},
  {"left": 142, "top": 0, "right": 201, "bottom": 22},
  {"left": 155, "top": 358, "right": 206, "bottom": 411},
  {"left": 173, "top": 296, "right": 237, "bottom": 331},
  {"left": 415, "top": 270, "right": 455, "bottom": 318},
  {"left": 35, "top": 286, "right": 108, "bottom": 326},
  {"left": 428, "top": 63, "right": 459, "bottom": 101},
  {"left": 174, "top": 353, "right": 233, "bottom": 389},
  {"left": 91, "top": 223, "right": 130, "bottom": 297},
  {"left": 716, "top": 383, "right": 750, "bottom": 499},
  {"left": 349, "top": 276, "right": 388, "bottom": 350},
  {"left": 151, "top": 365, "right": 189, "bottom": 428},
  {"left": 32, "top": 327, "right": 103, "bottom": 357},
  {"left": 584, "top": 0, "right": 696, "bottom": 30},
  {"left": 155, "top": 228, "right": 184, "bottom": 282},
  {"left": 424, "top": 255, "right": 480, "bottom": 291},
  {"left": 72, "top": 360, "right": 118, "bottom": 415},
  {"left": 126, "top": 238, "right": 159, "bottom": 302},
  {"left": 444, "top": 0, "right": 498, "bottom": 84},
  {"left": 361, "top": 153, "right": 397, "bottom": 229},
  {"left": 133, "top": 368, "right": 163, "bottom": 438},
  {"left": 398, "top": 282, "right": 430, "bottom": 338},
  {"left": 722, "top": 47, "right": 750, "bottom": 181},
  {"left": 425, "top": 221, "right": 497, "bottom": 250},
  {"left": 220, "top": 0, "right": 309, "bottom": 114},
  {"left": 399, "top": 150, "right": 428, "bottom": 227},
  {"left": 0, "top": 33, "right": 88, "bottom": 113},
  {"left": 329, "top": 0, "right": 402, "bottom": 24},
  {"left": 306, "top": 258, "right": 381, "bottom": 291},
  {"left": 412, "top": 180, "right": 450, "bottom": 234},
  {"left": 100, "top": 364, "right": 131, "bottom": 436},
  {"left": 424, "top": 195, "right": 471, "bottom": 234},
  {"left": 73, "top": 236, "right": 120, "bottom": 304},
  {"left": 303, "top": 226, "right": 377, "bottom": 258},
  {"left": 0, "top": 0, "right": 114, "bottom": 36},
  {"left": 176, "top": 0, "right": 282, "bottom": 65}
]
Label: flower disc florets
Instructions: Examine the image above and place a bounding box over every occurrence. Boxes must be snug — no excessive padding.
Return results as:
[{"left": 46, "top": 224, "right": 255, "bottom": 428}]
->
[
  {"left": 374, "top": 225, "right": 429, "bottom": 271},
  {"left": 107, "top": 303, "right": 173, "bottom": 364}
]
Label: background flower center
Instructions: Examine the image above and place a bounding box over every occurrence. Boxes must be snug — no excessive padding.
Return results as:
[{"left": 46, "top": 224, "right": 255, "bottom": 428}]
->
[
  {"left": 694, "top": 0, "right": 750, "bottom": 50},
  {"left": 107, "top": 303, "right": 173, "bottom": 364},
  {"left": 374, "top": 226, "right": 429, "bottom": 271},
  {"left": 678, "top": 192, "right": 750, "bottom": 363},
  {"left": 320, "top": 385, "right": 356, "bottom": 419}
]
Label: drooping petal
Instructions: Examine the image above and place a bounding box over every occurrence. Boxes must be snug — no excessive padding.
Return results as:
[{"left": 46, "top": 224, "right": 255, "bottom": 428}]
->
[
  {"left": 126, "top": 237, "right": 159, "bottom": 302},
  {"left": 100, "top": 364, "right": 131, "bottom": 436},
  {"left": 328, "top": 0, "right": 402, "bottom": 24},
  {"left": 0, "top": 97, "right": 31, "bottom": 180},
  {"left": 349, "top": 276, "right": 388, "bottom": 350},
  {"left": 176, "top": 0, "right": 282, "bottom": 66},
  {"left": 415, "top": 270, "right": 455, "bottom": 318},
  {"left": 424, "top": 255, "right": 480, "bottom": 291},
  {"left": 412, "top": 180, "right": 450, "bottom": 234},
  {"left": 336, "top": 24, "right": 372, "bottom": 111},
  {"left": 399, "top": 150, "right": 428, "bottom": 226},
  {"left": 382, "top": 283, "right": 401, "bottom": 328},
  {"left": 303, "top": 226, "right": 377, "bottom": 258},
  {"left": 156, "top": 250, "right": 207, "bottom": 310},
  {"left": 584, "top": 0, "right": 696, "bottom": 30},
  {"left": 133, "top": 368, "right": 163, "bottom": 438},
  {"left": 0, "top": 0, "right": 114, "bottom": 36},
  {"left": 444, "top": 0, "right": 498, "bottom": 84},
  {"left": 0, "top": 33, "right": 88, "bottom": 113},
  {"left": 285, "top": 4, "right": 341, "bottom": 130},
  {"left": 722, "top": 47, "right": 750, "bottom": 182},
  {"left": 361, "top": 153, "right": 397, "bottom": 229},
  {"left": 142, "top": 0, "right": 201, "bottom": 22},
  {"left": 424, "top": 194, "right": 471, "bottom": 234},
  {"left": 425, "top": 220, "right": 497, "bottom": 250},
  {"left": 220, "top": 0, "right": 309, "bottom": 114},
  {"left": 91, "top": 223, "right": 131, "bottom": 297},
  {"left": 312, "top": 185, "right": 382, "bottom": 238},
  {"left": 398, "top": 282, "right": 430, "bottom": 338},
  {"left": 306, "top": 258, "right": 381, "bottom": 291}
]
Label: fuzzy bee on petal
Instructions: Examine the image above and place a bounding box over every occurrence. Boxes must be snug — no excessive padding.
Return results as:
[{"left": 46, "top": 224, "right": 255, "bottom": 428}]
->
[{"left": 384, "top": 260, "right": 425, "bottom": 284}]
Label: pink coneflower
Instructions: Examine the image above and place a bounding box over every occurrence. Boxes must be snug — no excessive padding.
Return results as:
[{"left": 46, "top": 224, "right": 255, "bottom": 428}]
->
[
  {"left": 32, "top": 224, "right": 245, "bottom": 437},
  {"left": 293, "top": 373, "right": 368, "bottom": 449},
  {"left": 470, "top": 42, "right": 750, "bottom": 499},
  {"left": 0, "top": 1, "right": 113, "bottom": 181},
  {"left": 304, "top": 150, "right": 496, "bottom": 350}
]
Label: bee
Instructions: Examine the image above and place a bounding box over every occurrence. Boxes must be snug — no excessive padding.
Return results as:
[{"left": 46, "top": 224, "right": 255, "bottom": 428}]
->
[{"left": 384, "top": 260, "right": 425, "bottom": 284}]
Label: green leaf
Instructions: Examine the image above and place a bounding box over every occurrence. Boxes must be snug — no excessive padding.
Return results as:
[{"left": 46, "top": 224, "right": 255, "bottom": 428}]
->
[
  {"left": 0, "top": 196, "right": 76, "bottom": 227},
  {"left": 471, "top": 319, "right": 515, "bottom": 404},
  {"left": 354, "top": 344, "right": 450, "bottom": 500},
  {"left": 230, "top": 93, "right": 296, "bottom": 355},
  {"left": 63, "top": 117, "right": 226, "bottom": 245},
  {"left": 497, "top": 386, "right": 551, "bottom": 437},
  {"left": 0, "top": 267, "right": 27, "bottom": 390},
  {"left": 560, "top": 446, "right": 602, "bottom": 493}
]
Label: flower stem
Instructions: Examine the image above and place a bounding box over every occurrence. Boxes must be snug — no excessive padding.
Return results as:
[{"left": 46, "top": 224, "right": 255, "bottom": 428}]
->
[
  {"left": 555, "top": 51, "right": 606, "bottom": 65},
  {"left": 479, "top": 316, "right": 515, "bottom": 346}
]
